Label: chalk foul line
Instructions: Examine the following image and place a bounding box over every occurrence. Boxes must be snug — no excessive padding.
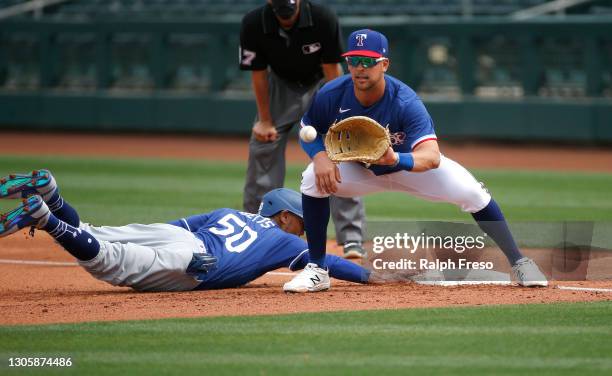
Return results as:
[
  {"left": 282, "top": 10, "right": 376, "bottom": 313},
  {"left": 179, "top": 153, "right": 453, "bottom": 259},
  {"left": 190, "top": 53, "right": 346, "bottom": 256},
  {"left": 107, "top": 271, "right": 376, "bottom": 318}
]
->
[
  {"left": 0, "top": 258, "right": 78, "bottom": 266},
  {"left": 556, "top": 285, "right": 612, "bottom": 293}
]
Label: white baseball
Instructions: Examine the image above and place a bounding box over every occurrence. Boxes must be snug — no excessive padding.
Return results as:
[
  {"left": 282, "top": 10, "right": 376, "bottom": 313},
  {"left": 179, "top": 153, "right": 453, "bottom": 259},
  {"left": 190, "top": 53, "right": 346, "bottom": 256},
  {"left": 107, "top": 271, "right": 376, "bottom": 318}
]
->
[{"left": 299, "top": 126, "right": 317, "bottom": 143}]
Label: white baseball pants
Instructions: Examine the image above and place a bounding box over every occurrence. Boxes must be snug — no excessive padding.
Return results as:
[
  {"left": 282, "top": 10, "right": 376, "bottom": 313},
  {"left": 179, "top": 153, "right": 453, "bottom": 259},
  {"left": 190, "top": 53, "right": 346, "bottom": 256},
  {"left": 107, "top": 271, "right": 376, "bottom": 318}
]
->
[{"left": 301, "top": 155, "right": 491, "bottom": 213}]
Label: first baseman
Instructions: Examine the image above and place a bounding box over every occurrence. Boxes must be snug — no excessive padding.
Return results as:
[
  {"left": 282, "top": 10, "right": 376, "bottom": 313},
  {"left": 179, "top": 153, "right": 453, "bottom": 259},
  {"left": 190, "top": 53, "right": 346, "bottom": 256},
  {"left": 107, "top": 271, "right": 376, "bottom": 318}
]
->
[
  {"left": 283, "top": 29, "right": 548, "bottom": 292},
  {"left": 0, "top": 170, "right": 368, "bottom": 291}
]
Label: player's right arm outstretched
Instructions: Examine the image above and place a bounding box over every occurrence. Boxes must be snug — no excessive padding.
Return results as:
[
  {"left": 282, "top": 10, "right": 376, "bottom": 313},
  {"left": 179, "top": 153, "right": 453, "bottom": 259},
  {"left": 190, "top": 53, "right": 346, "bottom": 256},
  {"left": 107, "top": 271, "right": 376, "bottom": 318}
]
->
[
  {"left": 280, "top": 236, "right": 370, "bottom": 284},
  {"left": 289, "top": 250, "right": 370, "bottom": 284}
]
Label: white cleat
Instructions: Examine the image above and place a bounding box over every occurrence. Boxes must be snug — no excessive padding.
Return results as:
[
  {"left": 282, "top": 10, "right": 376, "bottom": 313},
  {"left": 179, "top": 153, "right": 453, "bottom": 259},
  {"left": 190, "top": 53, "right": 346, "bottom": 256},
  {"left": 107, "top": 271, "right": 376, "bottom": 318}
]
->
[
  {"left": 283, "top": 263, "right": 330, "bottom": 293},
  {"left": 512, "top": 257, "right": 548, "bottom": 287}
]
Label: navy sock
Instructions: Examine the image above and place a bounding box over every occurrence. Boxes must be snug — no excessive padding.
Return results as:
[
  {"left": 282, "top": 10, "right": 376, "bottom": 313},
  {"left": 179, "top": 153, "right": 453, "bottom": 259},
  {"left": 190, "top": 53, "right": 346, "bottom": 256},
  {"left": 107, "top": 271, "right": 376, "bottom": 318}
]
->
[
  {"left": 43, "top": 214, "right": 99, "bottom": 261},
  {"left": 302, "top": 194, "right": 330, "bottom": 268},
  {"left": 46, "top": 191, "right": 80, "bottom": 227},
  {"left": 471, "top": 199, "right": 523, "bottom": 265}
]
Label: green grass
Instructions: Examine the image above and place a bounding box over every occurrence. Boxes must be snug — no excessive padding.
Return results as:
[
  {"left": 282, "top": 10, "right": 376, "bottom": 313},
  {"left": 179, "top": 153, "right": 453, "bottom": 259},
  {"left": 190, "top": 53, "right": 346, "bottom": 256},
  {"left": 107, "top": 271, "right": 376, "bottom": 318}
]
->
[
  {"left": 1, "top": 155, "right": 611, "bottom": 374},
  {"left": 0, "top": 155, "right": 611, "bottom": 224},
  {"left": 1, "top": 301, "right": 611, "bottom": 375}
]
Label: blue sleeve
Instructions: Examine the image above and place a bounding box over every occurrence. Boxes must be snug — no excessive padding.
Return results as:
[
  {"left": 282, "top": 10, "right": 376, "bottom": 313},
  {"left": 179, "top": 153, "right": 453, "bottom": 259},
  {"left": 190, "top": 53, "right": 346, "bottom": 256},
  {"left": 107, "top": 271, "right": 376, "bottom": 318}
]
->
[
  {"left": 299, "top": 133, "right": 325, "bottom": 159},
  {"left": 300, "top": 90, "right": 334, "bottom": 159},
  {"left": 326, "top": 255, "right": 370, "bottom": 283},
  {"left": 289, "top": 252, "right": 370, "bottom": 284},
  {"left": 400, "top": 99, "right": 437, "bottom": 149}
]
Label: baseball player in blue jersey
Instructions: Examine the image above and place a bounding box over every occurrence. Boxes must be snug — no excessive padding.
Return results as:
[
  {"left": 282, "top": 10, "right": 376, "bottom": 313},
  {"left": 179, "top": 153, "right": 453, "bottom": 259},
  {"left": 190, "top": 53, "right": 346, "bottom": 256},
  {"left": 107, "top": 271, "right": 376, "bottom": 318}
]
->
[
  {"left": 283, "top": 29, "right": 548, "bottom": 292},
  {"left": 0, "top": 170, "right": 368, "bottom": 291}
]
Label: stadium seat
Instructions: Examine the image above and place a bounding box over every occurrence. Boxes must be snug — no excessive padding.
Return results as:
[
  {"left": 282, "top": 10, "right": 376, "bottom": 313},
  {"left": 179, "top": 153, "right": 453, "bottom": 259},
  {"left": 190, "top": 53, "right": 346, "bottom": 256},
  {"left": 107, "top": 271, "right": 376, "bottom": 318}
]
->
[{"left": 0, "top": 0, "right": 558, "bottom": 19}]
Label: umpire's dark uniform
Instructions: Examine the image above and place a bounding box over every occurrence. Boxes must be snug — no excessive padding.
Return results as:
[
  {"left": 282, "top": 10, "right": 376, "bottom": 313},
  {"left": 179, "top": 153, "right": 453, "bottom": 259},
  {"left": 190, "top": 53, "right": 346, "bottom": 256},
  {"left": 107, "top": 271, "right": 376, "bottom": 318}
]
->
[{"left": 239, "top": 0, "right": 365, "bottom": 253}]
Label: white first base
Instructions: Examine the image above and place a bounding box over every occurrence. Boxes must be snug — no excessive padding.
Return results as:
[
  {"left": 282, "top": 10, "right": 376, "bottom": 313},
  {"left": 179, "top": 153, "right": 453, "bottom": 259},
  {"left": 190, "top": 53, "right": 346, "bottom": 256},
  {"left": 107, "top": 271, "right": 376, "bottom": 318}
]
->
[{"left": 414, "top": 269, "right": 512, "bottom": 286}]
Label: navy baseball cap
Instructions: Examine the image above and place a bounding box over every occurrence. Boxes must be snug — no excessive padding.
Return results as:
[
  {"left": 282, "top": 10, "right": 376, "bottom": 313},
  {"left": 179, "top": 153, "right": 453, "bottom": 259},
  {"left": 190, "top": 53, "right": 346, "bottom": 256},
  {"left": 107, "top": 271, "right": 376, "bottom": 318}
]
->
[
  {"left": 258, "top": 188, "right": 303, "bottom": 219},
  {"left": 342, "top": 29, "right": 389, "bottom": 58}
]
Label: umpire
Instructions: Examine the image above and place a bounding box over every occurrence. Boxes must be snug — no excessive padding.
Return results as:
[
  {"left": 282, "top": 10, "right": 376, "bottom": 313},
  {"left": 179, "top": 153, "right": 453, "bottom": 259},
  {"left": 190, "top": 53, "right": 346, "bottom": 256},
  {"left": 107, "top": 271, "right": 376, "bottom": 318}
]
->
[{"left": 239, "top": 0, "right": 366, "bottom": 258}]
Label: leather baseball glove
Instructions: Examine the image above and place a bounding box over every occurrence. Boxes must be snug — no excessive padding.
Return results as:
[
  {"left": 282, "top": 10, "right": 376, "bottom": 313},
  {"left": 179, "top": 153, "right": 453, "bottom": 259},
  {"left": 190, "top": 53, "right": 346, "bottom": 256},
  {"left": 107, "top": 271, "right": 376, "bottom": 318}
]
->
[{"left": 324, "top": 116, "right": 391, "bottom": 163}]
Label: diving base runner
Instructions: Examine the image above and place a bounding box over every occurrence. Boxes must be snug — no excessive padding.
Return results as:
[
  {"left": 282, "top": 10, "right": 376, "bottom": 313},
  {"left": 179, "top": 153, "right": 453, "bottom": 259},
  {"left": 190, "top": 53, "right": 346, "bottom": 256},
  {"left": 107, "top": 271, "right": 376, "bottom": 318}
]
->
[{"left": 0, "top": 170, "right": 369, "bottom": 292}]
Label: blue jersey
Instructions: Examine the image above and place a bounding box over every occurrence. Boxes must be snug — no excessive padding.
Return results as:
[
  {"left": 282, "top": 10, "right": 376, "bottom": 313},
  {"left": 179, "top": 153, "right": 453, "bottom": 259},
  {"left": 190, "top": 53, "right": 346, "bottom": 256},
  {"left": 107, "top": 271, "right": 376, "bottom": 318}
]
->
[
  {"left": 301, "top": 74, "right": 437, "bottom": 174},
  {"left": 169, "top": 209, "right": 369, "bottom": 289},
  {"left": 170, "top": 209, "right": 307, "bottom": 289}
]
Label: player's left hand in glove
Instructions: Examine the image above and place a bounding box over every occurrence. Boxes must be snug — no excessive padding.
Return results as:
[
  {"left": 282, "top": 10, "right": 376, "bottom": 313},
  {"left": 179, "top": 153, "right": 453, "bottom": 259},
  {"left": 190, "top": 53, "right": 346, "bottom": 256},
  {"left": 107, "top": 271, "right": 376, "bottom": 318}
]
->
[
  {"left": 324, "top": 116, "right": 391, "bottom": 164},
  {"left": 186, "top": 253, "right": 218, "bottom": 274}
]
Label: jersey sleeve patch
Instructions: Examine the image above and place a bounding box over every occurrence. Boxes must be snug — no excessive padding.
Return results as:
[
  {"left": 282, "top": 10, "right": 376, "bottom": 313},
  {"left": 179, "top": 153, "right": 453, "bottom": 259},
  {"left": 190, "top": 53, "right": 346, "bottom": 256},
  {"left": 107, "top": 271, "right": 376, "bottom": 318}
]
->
[{"left": 240, "top": 47, "right": 257, "bottom": 66}]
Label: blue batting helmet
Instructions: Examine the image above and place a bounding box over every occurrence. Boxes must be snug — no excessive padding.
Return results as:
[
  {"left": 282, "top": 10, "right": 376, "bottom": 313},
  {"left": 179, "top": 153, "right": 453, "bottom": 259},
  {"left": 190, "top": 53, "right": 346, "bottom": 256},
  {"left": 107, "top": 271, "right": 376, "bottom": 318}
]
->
[{"left": 258, "top": 188, "right": 303, "bottom": 219}]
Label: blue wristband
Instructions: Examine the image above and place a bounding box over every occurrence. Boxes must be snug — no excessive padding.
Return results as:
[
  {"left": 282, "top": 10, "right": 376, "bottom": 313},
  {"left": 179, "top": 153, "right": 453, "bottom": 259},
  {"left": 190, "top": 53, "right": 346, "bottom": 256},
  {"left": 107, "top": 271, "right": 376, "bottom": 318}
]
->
[{"left": 397, "top": 152, "right": 414, "bottom": 171}]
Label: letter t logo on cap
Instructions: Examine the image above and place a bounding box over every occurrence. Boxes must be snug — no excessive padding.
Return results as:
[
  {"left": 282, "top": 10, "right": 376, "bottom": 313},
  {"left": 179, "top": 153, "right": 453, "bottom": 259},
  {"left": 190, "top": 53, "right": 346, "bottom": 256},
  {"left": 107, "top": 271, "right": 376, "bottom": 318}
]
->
[{"left": 356, "top": 33, "right": 367, "bottom": 47}]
